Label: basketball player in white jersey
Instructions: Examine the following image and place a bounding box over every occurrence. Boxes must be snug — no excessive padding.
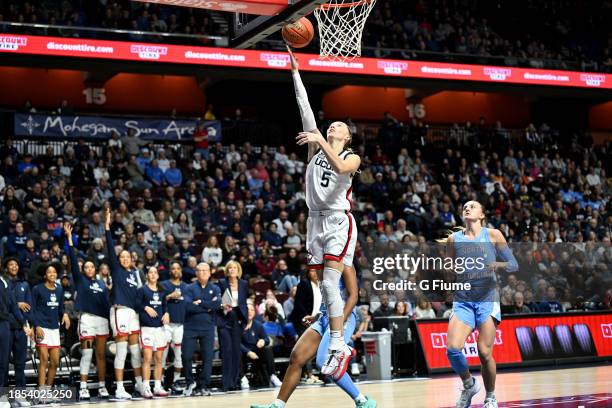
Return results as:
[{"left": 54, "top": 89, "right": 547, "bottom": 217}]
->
[{"left": 289, "top": 47, "right": 360, "bottom": 380}]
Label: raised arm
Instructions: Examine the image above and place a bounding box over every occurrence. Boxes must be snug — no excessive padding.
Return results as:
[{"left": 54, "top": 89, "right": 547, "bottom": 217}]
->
[
  {"left": 103, "top": 209, "right": 120, "bottom": 273},
  {"left": 64, "top": 223, "right": 82, "bottom": 284},
  {"left": 288, "top": 47, "right": 319, "bottom": 162}
]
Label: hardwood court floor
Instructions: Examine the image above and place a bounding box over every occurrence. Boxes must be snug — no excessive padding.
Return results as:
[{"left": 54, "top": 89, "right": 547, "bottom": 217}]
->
[{"left": 94, "top": 365, "right": 611, "bottom": 407}]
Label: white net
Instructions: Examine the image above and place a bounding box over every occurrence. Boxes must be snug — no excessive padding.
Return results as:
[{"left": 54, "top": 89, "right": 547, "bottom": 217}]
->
[{"left": 314, "top": 0, "right": 377, "bottom": 60}]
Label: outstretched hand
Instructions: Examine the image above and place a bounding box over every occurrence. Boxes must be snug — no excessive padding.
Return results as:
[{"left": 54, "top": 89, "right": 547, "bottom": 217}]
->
[
  {"left": 104, "top": 208, "right": 111, "bottom": 229},
  {"left": 296, "top": 131, "right": 323, "bottom": 146},
  {"left": 287, "top": 45, "right": 298, "bottom": 71},
  {"left": 64, "top": 222, "right": 73, "bottom": 246}
]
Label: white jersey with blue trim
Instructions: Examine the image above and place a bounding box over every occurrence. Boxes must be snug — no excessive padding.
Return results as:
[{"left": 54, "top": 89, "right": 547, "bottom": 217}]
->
[{"left": 306, "top": 149, "right": 353, "bottom": 211}]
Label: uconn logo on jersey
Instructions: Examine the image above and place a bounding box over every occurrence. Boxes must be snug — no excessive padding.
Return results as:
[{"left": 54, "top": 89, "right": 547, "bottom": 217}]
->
[
  {"left": 314, "top": 153, "right": 333, "bottom": 171},
  {"left": 150, "top": 292, "right": 163, "bottom": 307},
  {"left": 47, "top": 293, "right": 59, "bottom": 308},
  {"left": 89, "top": 281, "right": 104, "bottom": 293},
  {"left": 126, "top": 273, "right": 139, "bottom": 287}
]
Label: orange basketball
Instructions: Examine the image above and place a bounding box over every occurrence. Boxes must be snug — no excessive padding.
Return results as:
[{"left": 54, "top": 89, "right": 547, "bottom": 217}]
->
[{"left": 282, "top": 17, "right": 315, "bottom": 48}]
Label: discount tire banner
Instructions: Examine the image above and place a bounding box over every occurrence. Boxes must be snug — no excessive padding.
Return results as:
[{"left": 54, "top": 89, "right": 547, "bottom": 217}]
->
[{"left": 415, "top": 312, "right": 612, "bottom": 372}]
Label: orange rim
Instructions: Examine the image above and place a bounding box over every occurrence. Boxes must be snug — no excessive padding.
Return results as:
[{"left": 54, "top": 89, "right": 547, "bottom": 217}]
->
[{"left": 318, "top": 0, "right": 373, "bottom": 10}]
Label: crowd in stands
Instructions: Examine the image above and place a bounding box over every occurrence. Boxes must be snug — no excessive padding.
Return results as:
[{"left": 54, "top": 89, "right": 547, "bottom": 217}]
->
[
  {"left": 0, "top": 0, "right": 225, "bottom": 42},
  {"left": 0, "top": 107, "right": 610, "bottom": 392},
  {"left": 2, "top": 0, "right": 612, "bottom": 72}
]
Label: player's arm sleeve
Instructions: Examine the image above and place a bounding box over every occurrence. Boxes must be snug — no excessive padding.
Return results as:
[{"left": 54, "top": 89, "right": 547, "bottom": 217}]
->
[
  {"left": 292, "top": 70, "right": 317, "bottom": 132},
  {"left": 497, "top": 245, "right": 518, "bottom": 273}
]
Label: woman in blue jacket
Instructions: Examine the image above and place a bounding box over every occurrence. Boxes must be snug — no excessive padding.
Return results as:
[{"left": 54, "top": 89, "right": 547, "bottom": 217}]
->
[{"left": 217, "top": 260, "right": 248, "bottom": 392}]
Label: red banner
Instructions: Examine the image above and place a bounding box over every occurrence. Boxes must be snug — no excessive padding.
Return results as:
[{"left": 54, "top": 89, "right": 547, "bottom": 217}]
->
[
  {"left": 416, "top": 312, "right": 612, "bottom": 371},
  {"left": 1, "top": 34, "right": 611, "bottom": 89}
]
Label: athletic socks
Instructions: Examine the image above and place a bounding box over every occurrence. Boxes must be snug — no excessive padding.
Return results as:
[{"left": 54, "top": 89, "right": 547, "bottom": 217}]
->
[
  {"left": 80, "top": 381, "right": 87, "bottom": 389},
  {"left": 116, "top": 381, "right": 124, "bottom": 391},
  {"left": 462, "top": 377, "right": 475, "bottom": 389},
  {"left": 154, "top": 380, "right": 162, "bottom": 390},
  {"left": 329, "top": 330, "right": 345, "bottom": 351},
  {"left": 486, "top": 391, "right": 496, "bottom": 400},
  {"left": 355, "top": 394, "right": 367, "bottom": 404},
  {"left": 173, "top": 371, "right": 181, "bottom": 383},
  {"left": 273, "top": 399, "right": 286, "bottom": 408},
  {"left": 99, "top": 381, "right": 105, "bottom": 388}
]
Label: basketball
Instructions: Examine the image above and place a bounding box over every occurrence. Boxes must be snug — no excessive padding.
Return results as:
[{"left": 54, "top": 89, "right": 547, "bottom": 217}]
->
[{"left": 282, "top": 17, "right": 315, "bottom": 48}]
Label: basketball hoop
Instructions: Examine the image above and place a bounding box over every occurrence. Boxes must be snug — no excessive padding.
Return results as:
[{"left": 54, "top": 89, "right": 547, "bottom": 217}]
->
[{"left": 314, "top": 0, "right": 376, "bottom": 60}]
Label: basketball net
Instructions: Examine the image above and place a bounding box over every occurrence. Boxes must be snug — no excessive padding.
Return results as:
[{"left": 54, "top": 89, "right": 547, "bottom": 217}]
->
[{"left": 314, "top": 0, "right": 377, "bottom": 60}]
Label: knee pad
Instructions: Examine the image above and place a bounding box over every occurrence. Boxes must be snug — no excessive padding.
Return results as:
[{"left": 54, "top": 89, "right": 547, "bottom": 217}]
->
[
  {"left": 129, "top": 344, "right": 142, "bottom": 369},
  {"left": 446, "top": 347, "right": 468, "bottom": 375},
  {"left": 321, "top": 267, "right": 344, "bottom": 318},
  {"left": 172, "top": 344, "right": 183, "bottom": 368},
  {"left": 114, "top": 342, "right": 128, "bottom": 370},
  {"left": 80, "top": 348, "right": 94, "bottom": 376}
]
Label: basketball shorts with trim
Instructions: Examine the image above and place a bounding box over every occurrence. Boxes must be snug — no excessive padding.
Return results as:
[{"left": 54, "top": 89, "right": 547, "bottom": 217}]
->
[
  {"left": 164, "top": 323, "right": 184, "bottom": 345},
  {"left": 110, "top": 306, "right": 140, "bottom": 337},
  {"left": 450, "top": 301, "right": 501, "bottom": 329},
  {"left": 307, "top": 211, "right": 356, "bottom": 268},
  {"left": 36, "top": 327, "right": 61, "bottom": 348},
  {"left": 141, "top": 326, "right": 167, "bottom": 351},
  {"left": 79, "top": 313, "right": 110, "bottom": 340}
]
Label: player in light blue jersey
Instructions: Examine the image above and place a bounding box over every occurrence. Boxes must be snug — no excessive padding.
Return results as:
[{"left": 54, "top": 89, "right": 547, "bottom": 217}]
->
[
  {"left": 445, "top": 201, "right": 518, "bottom": 408},
  {"left": 251, "top": 265, "right": 376, "bottom": 408}
]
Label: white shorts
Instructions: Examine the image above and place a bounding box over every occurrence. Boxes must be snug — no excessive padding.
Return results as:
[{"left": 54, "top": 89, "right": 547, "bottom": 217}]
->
[
  {"left": 79, "top": 313, "right": 110, "bottom": 340},
  {"left": 110, "top": 306, "right": 140, "bottom": 337},
  {"left": 36, "top": 328, "right": 61, "bottom": 348},
  {"left": 141, "top": 326, "right": 167, "bottom": 351},
  {"left": 164, "top": 323, "right": 184, "bottom": 346},
  {"left": 307, "top": 210, "right": 357, "bottom": 269}
]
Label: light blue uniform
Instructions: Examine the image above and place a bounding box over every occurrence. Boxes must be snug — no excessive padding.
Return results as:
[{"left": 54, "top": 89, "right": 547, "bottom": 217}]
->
[{"left": 451, "top": 228, "right": 501, "bottom": 329}]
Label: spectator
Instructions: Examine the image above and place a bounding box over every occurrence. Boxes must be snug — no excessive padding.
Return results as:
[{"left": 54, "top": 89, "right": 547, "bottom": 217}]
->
[
  {"left": 172, "top": 212, "right": 194, "bottom": 242},
  {"left": 509, "top": 292, "right": 532, "bottom": 314},
  {"left": 241, "top": 304, "right": 282, "bottom": 389},
  {"left": 415, "top": 299, "right": 436, "bottom": 319},
  {"left": 164, "top": 160, "right": 182, "bottom": 187},
  {"left": 373, "top": 293, "right": 393, "bottom": 318}
]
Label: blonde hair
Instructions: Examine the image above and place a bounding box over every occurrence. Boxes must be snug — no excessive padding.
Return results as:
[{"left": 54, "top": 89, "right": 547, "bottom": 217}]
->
[{"left": 224, "top": 260, "right": 243, "bottom": 279}]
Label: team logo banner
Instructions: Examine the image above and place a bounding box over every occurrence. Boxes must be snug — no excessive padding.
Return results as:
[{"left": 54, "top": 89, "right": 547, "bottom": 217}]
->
[{"left": 14, "top": 113, "right": 221, "bottom": 142}]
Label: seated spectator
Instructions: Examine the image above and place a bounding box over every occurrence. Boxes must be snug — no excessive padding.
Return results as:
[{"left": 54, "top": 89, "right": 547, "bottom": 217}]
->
[
  {"left": 283, "top": 286, "right": 296, "bottom": 318},
  {"left": 372, "top": 293, "right": 393, "bottom": 318},
  {"left": 537, "top": 286, "right": 564, "bottom": 313},
  {"left": 393, "top": 301, "right": 412, "bottom": 317},
  {"left": 145, "top": 159, "right": 164, "bottom": 186},
  {"left": 164, "top": 160, "right": 182, "bottom": 187},
  {"left": 415, "top": 298, "right": 436, "bottom": 319},
  {"left": 241, "top": 304, "right": 282, "bottom": 388},
  {"left": 509, "top": 292, "right": 532, "bottom": 314},
  {"left": 201, "top": 235, "right": 223, "bottom": 267},
  {"left": 258, "top": 289, "right": 286, "bottom": 319},
  {"left": 172, "top": 212, "right": 194, "bottom": 241}
]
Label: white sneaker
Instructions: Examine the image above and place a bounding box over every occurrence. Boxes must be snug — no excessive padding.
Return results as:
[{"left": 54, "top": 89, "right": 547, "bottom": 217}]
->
[
  {"left": 270, "top": 374, "right": 282, "bottom": 387},
  {"left": 79, "top": 387, "right": 91, "bottom": 400},
  {"left": 241, "top": 376, "right": 250, "bottom": 390},
  {"left": 321, "top": 345, "right": 355, "bottom": 380},
  {"left": 142, "top": 387, "right": 153, "bottom": 399},
  {"left": 14, "top": 398, "right": 31, "bottom": 407},
  {"left": 483, "top": 397, "right": 498, "bottom": 408},
  {"left": 456, "top": 378, "right": 481, "bottom": 408},
  {"left": 114, "top": 389, "right": 132, "bottom": 401},
  {"left": 183, "top": 382, "right": 197, "bottom": 397},
  {"left": 98, "top": 386, "right": 110, "bottom": 398},
  {"left": 154, "top": 387, "right": 169, "bottom": 397}
]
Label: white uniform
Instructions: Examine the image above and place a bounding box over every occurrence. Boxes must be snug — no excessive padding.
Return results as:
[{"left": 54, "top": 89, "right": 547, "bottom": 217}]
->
[
  {"left": 110, "top": 306, "right": 140, "bottom": 337},
  {"left": 78, "top": 313, "right": 110, "bottom": 340},
  {"left": 140, "top": 326, "right": 167, "bottom": 351},
  {"left": 305, "top": 149, "right": 357, "bottom": 268}
]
